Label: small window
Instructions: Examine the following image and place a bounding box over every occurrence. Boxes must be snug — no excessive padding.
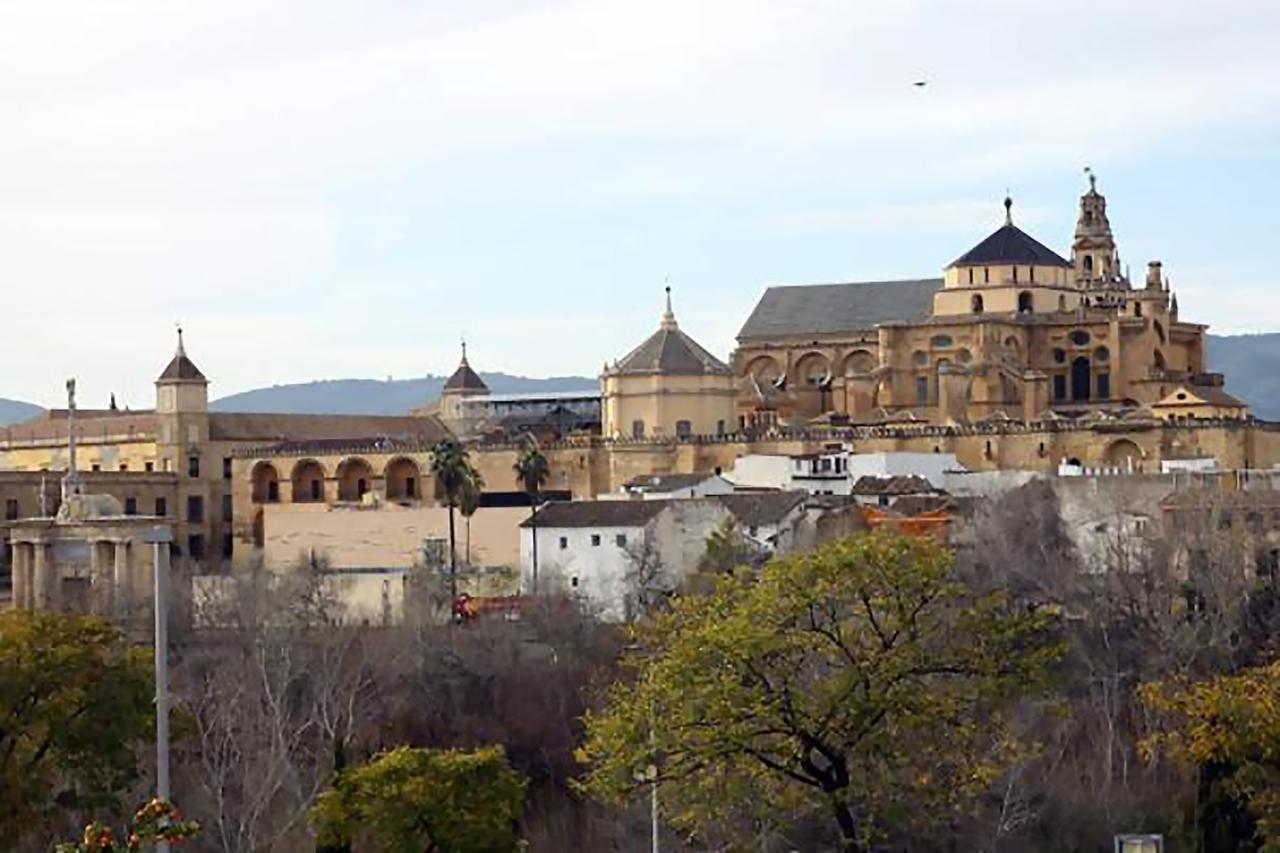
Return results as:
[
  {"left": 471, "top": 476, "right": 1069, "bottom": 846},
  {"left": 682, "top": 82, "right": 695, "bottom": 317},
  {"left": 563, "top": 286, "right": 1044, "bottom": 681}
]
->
[
  {"left": 223, "top": 457, "right": 232, "bottom": 480},
  {"left": 631, "top": 420, "right": 645, "bottom": 439},
  {"left": 675, "top": 420, "right": 692, "bottom": 438},
  {"left": 145, "top": 461, "right": 154, "bottom": 472},
  {"left": 1017, "top": 291, "right": 1033, "bottom": 313},
  {"left": 915, "top": 375, "right": 929, "bottom": 404},
  {"left": 930, "top": 335, "right": 953, "bottom": 348},
  {"left": 5, "top": 499, "right": 18, "bottom": 520},
  {"left": 615, "top": 534, "right": 627, "bottom": 547},
  {"left": 558, "top": 536, "right": 568, "bottom": 550},
  {"left": 1053, "top": 374, "right": 1067, "bottom": 401},
  {"left": 1097, "top": 372, "right": 1111, "bottom": 399},
  {"left": 1012, "top": 266, "right": 1019, "bottom": 283},
  {"left": 970, "top": 293, "right": 983, "bottom": 313},
  {"left": 188, "top": 455, "right": 200, "bottom": 478},
  {"left": 155, "top": 497, "right": 168, "bottom": 517},
  {"left": 221, "top": 493, "right": 233, "bottom": 518},
  {"left": 983, "top": 267, "right": 990, "bottom": 283},
  {"left": 1094, "top": 346, "right": 1110, "bottom": 363},
  {"left": 187, "top": 495, "right": 204, "bottom": 523},
  {"left": 119, "top": 464, "right": 128, "bottom": 472},
  {"left": 222, "top": 533, "right": 234, "bottom": 559},
  {"left": 1069, "top": 330, "right": 1091, "bottom": 346},
  {"left": 187, "top": 534, "right": 205, "bottom": 561},
  {"left": 124, "top": 497, "right": 137, "bottom": 516},
  {"left": 91, "top": 464, "right": 101, "bottom": 472},
  {"left": 1053, "top": 348, "right": 1066, "bottom": 364},
  {"left": 716, "top": 420, "right": 726, "bottom": 436},
  {"left": 591, "top": 534, "right": 601, "bottom": 547},
  {"left": 570, "top": 576, "right": 579, "bottom": 588},
  {"left": 1135, "top": 301, "right": 1143, "bottom": 317}
]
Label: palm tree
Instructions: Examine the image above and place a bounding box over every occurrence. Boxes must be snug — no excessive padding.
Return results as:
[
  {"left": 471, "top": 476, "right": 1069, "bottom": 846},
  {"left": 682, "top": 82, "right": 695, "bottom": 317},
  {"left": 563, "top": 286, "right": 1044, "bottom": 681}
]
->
[
  {"left": 430, "top": 437, "right": 477, "bottom": 606},
  {"left": 458, "top": 467, "right": 484, "bottom": 565},
  {"left": 513, "top": 438, "right": 550, "bottom": 595}
]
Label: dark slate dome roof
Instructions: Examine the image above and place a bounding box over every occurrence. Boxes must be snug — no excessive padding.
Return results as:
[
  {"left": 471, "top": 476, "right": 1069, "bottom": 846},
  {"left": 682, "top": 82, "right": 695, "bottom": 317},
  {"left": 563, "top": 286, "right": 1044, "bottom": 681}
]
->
[
  {"left": 611, "top": 290, "right": 730, "bottom": 376},
  {"left": 157, "top": 330, "right": 206, "bottom": 383},
  {"left": 951, "top": 222, "right": 1070, "bottom": 268},
  {"left": 612, "top": 325, "right": 731, "bottom": 375},
  {"left": 443, "top": 346, "right": 489, "bottom": 392}
]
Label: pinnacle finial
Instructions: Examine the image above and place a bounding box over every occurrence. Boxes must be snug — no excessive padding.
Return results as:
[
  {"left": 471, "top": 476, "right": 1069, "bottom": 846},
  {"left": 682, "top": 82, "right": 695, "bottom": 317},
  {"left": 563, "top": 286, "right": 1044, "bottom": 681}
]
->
[
  {"left": 460, "top": 336, "right": 468, "bottom": 365},
  {"left": 660, "top": 281, "right": 678, "bottom": 330},
  {"left": 1084, "top": 165, "right": 1097, "bottom": 193},
  {"left": 1003, "top": 194, "right": 1013, "bottom": 226},
  {"left": 175, "top": 323, "right": 186, "bottom": 358}
]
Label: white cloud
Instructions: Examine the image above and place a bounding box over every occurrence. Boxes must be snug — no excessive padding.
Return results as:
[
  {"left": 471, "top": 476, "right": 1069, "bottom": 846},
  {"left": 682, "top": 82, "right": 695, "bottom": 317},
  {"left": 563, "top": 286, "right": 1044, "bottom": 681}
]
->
[{"left": 0, "top": 0, "right": 1277, "bottom": 404}]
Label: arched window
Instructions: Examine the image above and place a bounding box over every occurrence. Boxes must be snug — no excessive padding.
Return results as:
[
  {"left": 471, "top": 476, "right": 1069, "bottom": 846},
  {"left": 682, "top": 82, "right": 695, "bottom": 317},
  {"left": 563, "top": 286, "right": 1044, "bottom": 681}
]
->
[
  {"left": 1071, "top": 357, "right": 1091, "bottom": 401},
  {"left": 1083, "top": 255, "right": 1094, "bottom": 274},
  {"left": 971, "top": 293, "right": 984, "bottom": 314},
  {"left": 675, "top": 420, "right": 692, "bottom": 438},
  {"left": 631, "top": 420, "right": 645, "bottom": 439},
  {"left": 1018, "top": 291, "right": 1033, "bottom": 313}
]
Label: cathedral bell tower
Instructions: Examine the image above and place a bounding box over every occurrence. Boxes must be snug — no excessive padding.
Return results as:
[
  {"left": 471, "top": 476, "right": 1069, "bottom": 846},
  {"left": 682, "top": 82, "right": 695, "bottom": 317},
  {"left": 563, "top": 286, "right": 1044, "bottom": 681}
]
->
[{"left": 1071, "top": 169, "right": 1121, "bottom": 287}]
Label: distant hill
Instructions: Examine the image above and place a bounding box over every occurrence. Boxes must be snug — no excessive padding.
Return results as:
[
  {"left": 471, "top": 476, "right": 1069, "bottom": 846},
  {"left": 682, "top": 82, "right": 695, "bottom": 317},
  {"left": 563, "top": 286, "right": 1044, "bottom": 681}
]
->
[
  {"left": 210, "top": 373, "right": 599, "bottom": 415},
  {"left": 1205, "top": 333, "right": 1280, "bottom": 421},
  {"left": 0, "top": 398, "right": 42, "bottom": 427}
]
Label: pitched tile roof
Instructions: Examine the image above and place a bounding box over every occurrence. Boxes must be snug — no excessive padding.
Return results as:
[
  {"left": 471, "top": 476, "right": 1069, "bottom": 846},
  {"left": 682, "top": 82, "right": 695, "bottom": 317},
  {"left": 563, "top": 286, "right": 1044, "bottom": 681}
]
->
[
  {"left": 157, "top": 330, "right": 207, "bottom": 383},
  {"left": 522, "top": 499, "right": 670, "bottom": 528},
  {"left": 950, "top": 224, "right": 1070, "bottom": 268},
  {"left": 443, "top": 359, "right": 489, "bottom": 392},
  {"left": 737, "top": 279, "right": 943, "bottom": 341},
  {"left": 209, "top": 412, "right": 450, "bottom": 443},
  {"left": 623, "top": 472, "right": 724, "bottom": 492},
  {"left": 715, "top": 491, "right": 808, "bottom": 527}
]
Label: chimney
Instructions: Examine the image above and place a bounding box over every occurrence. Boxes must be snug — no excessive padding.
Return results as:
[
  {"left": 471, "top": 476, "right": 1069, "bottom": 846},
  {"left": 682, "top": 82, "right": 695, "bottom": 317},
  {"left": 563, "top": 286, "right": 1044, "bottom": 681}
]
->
[{"left": 1145, "top": 260, "right": 1163, "bottom": 290}]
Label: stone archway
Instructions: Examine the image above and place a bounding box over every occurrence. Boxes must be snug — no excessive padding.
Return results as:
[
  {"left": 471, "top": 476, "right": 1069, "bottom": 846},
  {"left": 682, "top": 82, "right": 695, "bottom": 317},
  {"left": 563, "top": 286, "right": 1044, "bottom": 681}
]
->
[
  {"left": 1105, "top": 439, "right": 1144, "bottom": 471},
  {"left": 290, "top": 459, "right": 327, "bottom": 503},
  {"left": 385, "top": 457, "right": 421, "bottom": 501},
  {"left": 336, "top": 457, "right": 375, "bottom": 502},
  {"left": 251, "top": 461, "right": 280, "bottom": 504},
  {"left": 744, "top": 354, "right": 781, "bottom": 382}
]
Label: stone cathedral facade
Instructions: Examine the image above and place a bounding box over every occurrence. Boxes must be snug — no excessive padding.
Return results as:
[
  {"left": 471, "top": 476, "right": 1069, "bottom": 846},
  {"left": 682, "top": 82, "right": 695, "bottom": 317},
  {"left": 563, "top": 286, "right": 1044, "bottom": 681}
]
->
[{"left": 733, "top": 176, "right": 1244, "bottom": 440}]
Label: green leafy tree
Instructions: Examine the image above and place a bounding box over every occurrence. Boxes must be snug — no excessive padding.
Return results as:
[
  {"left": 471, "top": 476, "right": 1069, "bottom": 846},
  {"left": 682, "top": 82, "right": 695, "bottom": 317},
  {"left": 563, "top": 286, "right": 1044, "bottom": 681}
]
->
[
  {"left": 578, "top": 531, "right": 1059, "bottom": 851},
  {"left": 687, "top": 517, "right": 758, "bottom": 592},
  {"left": 0, "top": 610, "right": 154, "bottom": 847},
  {"left": 431, "top": 437, "right": 480, "bottom": 604},
  {"left": 1141, "top": 659, "right": 1280, "bottom": 851},
  {"left": 310, "top": 745, "right": 527, "bottom": 853},
  {"left": 513, "top": 440, "right": 550, "bottom": 594}
]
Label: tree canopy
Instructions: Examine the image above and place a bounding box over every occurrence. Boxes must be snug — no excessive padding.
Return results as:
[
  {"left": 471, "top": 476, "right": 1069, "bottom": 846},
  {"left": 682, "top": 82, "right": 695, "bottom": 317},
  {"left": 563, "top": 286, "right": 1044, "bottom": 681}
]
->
[
  {"left": 310, "top": 745, "right": 527, "bottom": 853},
  {"left": 578, "top": 531, "right": 1060, "bottom": 851},
  {"left": 1142, "top": 660, "right": 1280, "bottom": 851},
  {"left": 0, "top": 610, "right": 154, "bottom": 846}
]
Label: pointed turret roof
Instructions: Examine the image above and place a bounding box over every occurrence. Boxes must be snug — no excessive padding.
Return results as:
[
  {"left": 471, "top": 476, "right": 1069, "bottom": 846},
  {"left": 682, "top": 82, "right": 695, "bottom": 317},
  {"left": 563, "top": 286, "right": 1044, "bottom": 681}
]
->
[
  {"left": 950, "top": 197, "right": 1071, "bottom": 268},
  {"left": 157, "top": 327, "right": 207, "bottom": 383},
  {"left": 609, "top": 288, "right": 731, "bottom": 376},
  {"left": 443, "top": 342, "right": 489, "bottom": 393}
]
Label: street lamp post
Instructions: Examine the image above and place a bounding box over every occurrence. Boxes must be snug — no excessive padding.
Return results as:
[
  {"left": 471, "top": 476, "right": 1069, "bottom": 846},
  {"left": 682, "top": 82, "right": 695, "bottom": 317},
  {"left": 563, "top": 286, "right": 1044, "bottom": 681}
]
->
[{"left": 145, "top": 525, "right": 173, "bottom": 853}]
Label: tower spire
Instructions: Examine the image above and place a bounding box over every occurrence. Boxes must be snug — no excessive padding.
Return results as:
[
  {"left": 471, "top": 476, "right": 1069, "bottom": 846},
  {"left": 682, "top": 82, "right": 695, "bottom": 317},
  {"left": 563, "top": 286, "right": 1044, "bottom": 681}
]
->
[
  {"left": 460, "top": 336, "right": 468, "bottom": 366},
  {"left": 175, "top": 323, "right": 185, "bottom": 358},
  {"left": 1003, "top": 194, "right": 1013, "bottom": 226},
  {"left": 660, "top": 282, "right": 678, "bottom": 330}
]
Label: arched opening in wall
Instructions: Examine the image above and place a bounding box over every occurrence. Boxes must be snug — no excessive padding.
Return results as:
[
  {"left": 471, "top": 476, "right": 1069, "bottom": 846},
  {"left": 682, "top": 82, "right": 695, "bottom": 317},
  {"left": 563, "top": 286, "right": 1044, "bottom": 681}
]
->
[
  {"left": 385, "top": 457, "right": 421, "bottom": 501},
  {"left": 291, "top": 459, "right": 327, "bottom": 503},
  {"left": 1071, "top": 357, "right": 1091, "bottom": 401},
  {"left": 675, "top": 420, "right": 693, "bottom": 438},
  {"left": 1017, "top": 291, "right": 1033, "bottom": 313},
  {"left": 631, "top": 419, "right": 645, "bottom": 439},
  {"left": 251, "top": 461, "right": 280, "bottom": 503},
  {"left": 745, "top": 355, "right": 781, "bottom": 383},
  {"left": 252, "top": 509, "right": 265, "bottom": 549},
  {"left": 1083, "top": 255, "right": 1094, "bottom": 275},
  {"left": 1105, "top": 439, "right": 1143, "bottom": 471},
  {"left": 842, "top": 349, "right": 876, "bottom": 375},
  {"left": 971, "top": 293, "right": 984, "bottom": 314},
  {"left": 337, "top": 457, "right": 375, "bottom": 502},
  {"left": 794, "top": 352, "right": 831, "bottom": 387}
]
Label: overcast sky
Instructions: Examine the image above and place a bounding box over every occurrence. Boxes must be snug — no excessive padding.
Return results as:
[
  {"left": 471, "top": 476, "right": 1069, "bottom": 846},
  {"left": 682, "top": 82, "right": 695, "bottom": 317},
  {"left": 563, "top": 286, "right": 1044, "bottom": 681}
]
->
[{"left": 2, "top": 0, "right": 1278, "bottom": 407}]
